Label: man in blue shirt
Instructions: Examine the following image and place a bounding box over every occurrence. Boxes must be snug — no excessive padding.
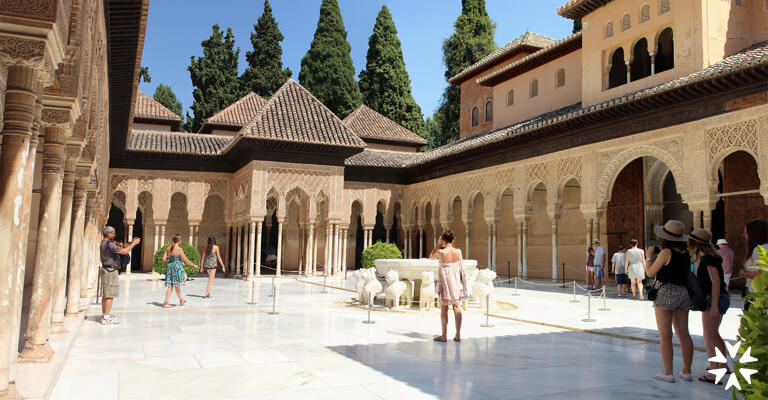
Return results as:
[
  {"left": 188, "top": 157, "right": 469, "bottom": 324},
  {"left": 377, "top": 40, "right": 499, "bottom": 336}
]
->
[{"left": 592, "top": 239, "right": 606, "bottom": 291}]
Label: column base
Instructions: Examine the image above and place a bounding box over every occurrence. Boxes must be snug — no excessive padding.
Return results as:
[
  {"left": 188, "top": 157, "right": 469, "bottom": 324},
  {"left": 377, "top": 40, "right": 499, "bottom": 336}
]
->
[
  {"left": 1, "top": 383, "right": 22, "bottom": 400},
  {"left": 50, "top": 322, "right": 68, "bottom": 334},
  {"left": 64, "top": 312, "right": 79, "bottom": 318},
  {"left": 18, "top": 342, "right": 54, "bottom": 363}
]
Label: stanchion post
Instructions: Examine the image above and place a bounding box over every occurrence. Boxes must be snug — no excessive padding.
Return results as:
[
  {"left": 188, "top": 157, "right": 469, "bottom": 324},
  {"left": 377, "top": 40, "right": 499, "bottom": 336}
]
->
[
  {"left": 582, "top": 291, "right": 596, "bottom": 322},
  {"left": 248, "top": 280, "right": 258, "bottom": 305},
  {"left": 481, "top": 293, "right": 494, "bottom": 327},
  {"left": 362, "top": 292, "right": 375, "bottom": 324},
  {"left": 267, "top": 285, "right": 279, "bottom": 315},
  {"left": 511, "top": 276, "right": 519, "bottom": 296},
  {"left": 569, "top": 281, "right": 579, "bottom": 303},
  {"left": 561, "top": 263, "right": 567, "bottom": 288},
  {"left": 322, "top": 274, "right": 327, "bottom": 293},
  {"left": 269, "top": 275, "right": 275, "bottom": 297},
  {"left": 598, "top": 287, "right": 610, "bottom": 311},
  {"left": 507, "top": 261, "right": 511, "bottom": 288}
]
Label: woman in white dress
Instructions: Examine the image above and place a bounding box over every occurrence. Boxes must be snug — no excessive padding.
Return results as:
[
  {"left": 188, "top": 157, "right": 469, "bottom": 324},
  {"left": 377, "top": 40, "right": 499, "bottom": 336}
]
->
[{"left": 625, "top": 239, "right": 646, "bottom": 300}]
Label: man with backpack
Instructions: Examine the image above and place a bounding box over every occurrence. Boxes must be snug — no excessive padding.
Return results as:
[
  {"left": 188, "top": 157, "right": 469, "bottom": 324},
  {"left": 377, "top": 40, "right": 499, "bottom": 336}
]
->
[{"left": 100, "top": 226, "right": 140, "bottom": 325}]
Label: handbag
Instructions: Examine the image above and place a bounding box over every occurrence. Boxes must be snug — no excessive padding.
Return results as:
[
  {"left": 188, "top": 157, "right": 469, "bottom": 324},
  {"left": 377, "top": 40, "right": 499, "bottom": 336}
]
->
[
  {"left": 647, "top": 281, "right": 664, "bottom": 301},
  {"left": 686, "top": 270, "right": 705, "bottom": 311}
]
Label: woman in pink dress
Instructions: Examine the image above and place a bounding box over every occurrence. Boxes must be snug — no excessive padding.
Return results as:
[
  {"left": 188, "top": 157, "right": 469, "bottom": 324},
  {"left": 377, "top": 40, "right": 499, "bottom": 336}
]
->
[{"left": 429, "top": 230, "right": 467, "bottom": 343}]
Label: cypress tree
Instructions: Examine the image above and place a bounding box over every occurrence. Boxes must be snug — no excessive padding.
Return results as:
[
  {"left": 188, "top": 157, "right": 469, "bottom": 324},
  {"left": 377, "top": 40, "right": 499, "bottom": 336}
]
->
[
  {"left": 432, "top": 0, "right": 496, "bottom": 146},
  {"left": 573, "top": 19, "right": 582, "bottom": 33},
  {"left": 298, "top": 0, "right": 361, "bottom": 118},
  {"left": 359, "top": 5, "right": 426, "bottom": 136},
  {"left": 153, "top": 83, "right": 183, "bottom": 119},
  {"left": 241, "top": 0, "right": 292, "bottom": 97},
  {"left": 187, "top": 25, "right": 244, "bottom": 132}
]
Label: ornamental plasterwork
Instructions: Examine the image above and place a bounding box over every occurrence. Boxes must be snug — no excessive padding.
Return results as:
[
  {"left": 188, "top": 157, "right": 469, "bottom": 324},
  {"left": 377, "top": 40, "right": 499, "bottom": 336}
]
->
[
  {"left": 205, "top": 178, "right": 228, "bottom": 199},
  {"left": 706, "top": 118, "right": 758, "bottom": 162},
  {"left": 170, "top": 177, "right": 190, "bottom": 195},
  {"left": 41, "top": 108, "right": 70, "bottom": 124},
  {"left": 525, "top": 162, "right": 549, "bottom": 186},
  {"left": 494, "top": 167, "right": 517, "bottom": 190},
  {"left": 659, "top": 0, "right": 670, "bottom": 14},
  {"left": 266, "top": 167, "right": 330, "bottom": 199},
  {"left": 0, "top": 0, "right": 56, "bottom": 18},
  {"left": 640, "top": 4, "right": 650, "bottom": 23},
  {"left": 557, "top": 156, "right": 583, "bottom": 183}
]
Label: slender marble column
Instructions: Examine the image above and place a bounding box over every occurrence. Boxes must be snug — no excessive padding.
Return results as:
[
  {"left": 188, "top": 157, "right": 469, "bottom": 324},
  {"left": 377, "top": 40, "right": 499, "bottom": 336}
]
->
[
  {"left": 330, "top": 224, "right": 337, "bottom": 275},
  {"left": 336, "top": 225, "right": 342, "bottom": 273},
  {"left": 276, "top": 220, "right": 283, "bottom": 276},
  {"left": 312, "top": 225, "right": 319, "bottom": 274},
  {"left": 248, "top": 221, "right": 256, "bottom": 277},
  {"left": 51, "top": 162, "right": 76, "bottom": 333},
  {"left": 404, "top": 229, "right": 409, "bottom": 258},
  {"left": 194, "top": 225, "right": 199, "bottom": 248},
  {"left": 552, "top": 219, "right": 559, "bottom": 282},
  {"left": 20, "top": 123, "right": 68, "bottom": 361},
  {"left": 517, "top": 222, "right": 523, "bottom": 276},
  {"left": 125, "top": 223, "right": 133, "bottom": 275},
  {"left": 385, "top": 228, "right": 390, "bottom": 243},
  {"left": 306, "top": 224, "right": 314, "bottom": 275},
  {"left": 65, "top": 176, "right": 88, "bottom": 316},
  {"left": 465, "top": 226, "right": 471, "bottom": 259},
  {"left": 154, "top": 225, "right": 159, "bottom": 253},
  {"left": 255, "top": 221, "right": 262, "bottom": 276},
  {"left": 418, "top": 229, "right": 424, "bottom": 258},
  {"left": 324, "top": 225, "right": 331, "bottom": 275},
  {"left": 341, "top": 229, "right": 348, "bottom": 274},
  {"left": 491, "top": 223, "right": 498, "bottom": 271},
  {"left": 522, "top": 221, "right": 529, "bottom": 278},
  {"left": 81, "top": 198, "right": 96, "bottom": 297},
  {"left": 160, "top": 225, "right": 166, "bottom": 249},
  {"left": 487, "top": 225, "right": 493, "bottom": 269},
  {"left": 586, "top": 219, "right": 593, "bottom": 249},
  {"left": 188, "top": 225, "right": 194, "bottom": 245},
  {"left": 235, "top": 225, "right": 242, "bottom": 276}
]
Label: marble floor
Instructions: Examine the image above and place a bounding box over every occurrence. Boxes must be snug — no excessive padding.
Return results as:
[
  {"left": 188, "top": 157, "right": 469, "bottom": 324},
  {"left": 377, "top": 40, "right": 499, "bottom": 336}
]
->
[{"left": 48, "top": 273, "right": 736, "bottom": 400}]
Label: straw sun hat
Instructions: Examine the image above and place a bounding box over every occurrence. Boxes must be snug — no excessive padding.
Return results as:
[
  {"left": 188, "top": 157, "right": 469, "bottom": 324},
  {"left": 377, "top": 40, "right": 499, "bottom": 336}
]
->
[
  {"left": 653, "top": 220, "right": 688, "bottom": 242},
  {"left": 689, "top": 228, "right": 713, "bottom": 245}
]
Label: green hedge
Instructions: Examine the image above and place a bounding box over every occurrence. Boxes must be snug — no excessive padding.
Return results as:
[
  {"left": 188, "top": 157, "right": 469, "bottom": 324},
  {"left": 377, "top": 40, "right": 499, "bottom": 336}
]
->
[
  {"left": 361, "top": 241, "right": 402, "bottom": 269},
  {"left": 734, "top": 246, "right": 768, "bottom": 399},
  {"left": 153, "top": 242, "right": 201, "bottom": 278}
]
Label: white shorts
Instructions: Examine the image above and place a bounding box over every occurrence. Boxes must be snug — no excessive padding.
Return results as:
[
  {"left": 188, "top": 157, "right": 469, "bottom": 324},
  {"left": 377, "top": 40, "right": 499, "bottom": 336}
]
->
[{"left": 724, "top": 273, "right": 731, "bottom": 286}]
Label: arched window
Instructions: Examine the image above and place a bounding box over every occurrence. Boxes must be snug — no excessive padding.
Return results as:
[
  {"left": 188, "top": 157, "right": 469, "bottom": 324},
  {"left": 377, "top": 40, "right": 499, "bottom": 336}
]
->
[
  {"left": 630, "top": 38, "right": 651, "bottom": 81},
  {"left": 621, "top": 13, "right": 631, "bottom": 31},
  {"left": 471, "top": 106, "right": 479, "bottom": 127},
  {"left": 659, "top": 0, "right": 670, "bottom": 14},
  {"left": 484, "top": 101, "right": 493, "bottom": 122},
  {"left": 605, "top": 22, "right": 614, "bottom": 38},
  {"left": 655, "top": 27, "right": 674, "bottom": 73},
  {"left": 506, "top": 89, "right": 514, "bottom": 107},
  {"left": 640, "top": 4, "right": 650, "bottom": 23},
  {"left": 608, "top": 47, "right": 627, "bottom": 89},
  {"left": 555, "top": 68, "right": 566, "bottom": 88},
  {"left": 529, "top": 79, "right": 539, "bottom": 98}
]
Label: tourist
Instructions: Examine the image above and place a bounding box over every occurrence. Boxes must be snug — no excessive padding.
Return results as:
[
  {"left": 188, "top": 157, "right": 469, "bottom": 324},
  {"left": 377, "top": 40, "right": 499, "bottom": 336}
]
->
[
  {"left": 644, "top": 220, "right": 694, "bottom": 383},
  {"left": 201, "top": 235, "right": 225, "bottom": 298},
  {"left": 429, "top": 230, "right": 467, "bottom": 343},
  {"left": 162, "top": 234, "right": 198, "bottom": 308},
  {"left": 626, "top": 239, "right": 646, "bottom": 300},
  {"left": 592, "top": 239, "right": 606, "bottom": 291},
  {"left": 611, "top": 245, "right": 628, "bottom": 296},
  {"left": 99, "top": 226, "right": 141, "bottom": 325},
  {"left": 688, "top": 228, "right": 729, "bottom": 384},
  {"left": 740, "top": 219, "right": 768, "bottom": 311},
  {"left": 716, "top": 239, "right": 734, "bottom": 291},
  {"left": 585, "top": 247, "right": 595, "bottom": 290}
]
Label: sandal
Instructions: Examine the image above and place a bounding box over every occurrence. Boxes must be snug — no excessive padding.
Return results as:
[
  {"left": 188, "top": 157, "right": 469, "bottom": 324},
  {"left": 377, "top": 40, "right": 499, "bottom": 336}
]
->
[
  {"left": 179, "top": 299, "right": 187, "bottom": 306},
  {"left": 162, "top": 303, "right": 172, "bottom": 308},
  {"left": 433, "top": 336, "right": 447, "bottom": 342},
  {"left": 453, "top": 337, "right": 461, "bottom": 343},
  {"left": 698, "top": 375, "right": 721, "bottom": 385}
]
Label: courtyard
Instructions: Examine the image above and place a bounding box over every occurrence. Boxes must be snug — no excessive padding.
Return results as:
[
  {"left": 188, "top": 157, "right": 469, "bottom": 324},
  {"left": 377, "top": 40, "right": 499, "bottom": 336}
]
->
[{"left": 46, "top": 274, "right": 735, "bottom": 400}]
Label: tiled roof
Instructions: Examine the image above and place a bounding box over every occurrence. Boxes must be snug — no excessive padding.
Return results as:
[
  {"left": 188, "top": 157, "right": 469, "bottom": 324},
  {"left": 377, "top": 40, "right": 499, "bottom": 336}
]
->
[
  {"left": 477, "top": 32, "right": 582, "bottom": 86},
  {"left": 134, "top": 90, "right": 181, "bottom": 122},
  {"left": 449, "top": 32, "right": 555, "bottom": 84},
  {"left": 342, "top": 105, "right": 427, "bottom": 147},
  {"left": 557, "top": 0, "right": 613, "bottom": 19},
  {"left": 128, "top": 130, "right": 232, "bottom": 156},
  {"left": 407, "top": 41, "right": 768, "bottom": 167},
  {"left": 345, "top": 148, "right": 419, "bottom": 168},
  {"left": 199, "top": 92, "right": 267, "bottom": 133},
  {"left": 241, "top": 79, "right": 366, "bottom": 148}
]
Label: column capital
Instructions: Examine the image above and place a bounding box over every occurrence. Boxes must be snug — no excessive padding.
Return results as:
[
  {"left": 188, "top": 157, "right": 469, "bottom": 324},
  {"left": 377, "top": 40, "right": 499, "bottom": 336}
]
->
[{"left": 0, "top": 35, "right": 59, "bottom": 86}]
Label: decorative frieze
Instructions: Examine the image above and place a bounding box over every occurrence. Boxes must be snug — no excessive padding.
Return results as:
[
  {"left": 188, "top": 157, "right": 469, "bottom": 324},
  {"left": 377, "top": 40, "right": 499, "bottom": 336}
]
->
[{"left": 706, "top": 118, "right": 758, "bottom": 161}]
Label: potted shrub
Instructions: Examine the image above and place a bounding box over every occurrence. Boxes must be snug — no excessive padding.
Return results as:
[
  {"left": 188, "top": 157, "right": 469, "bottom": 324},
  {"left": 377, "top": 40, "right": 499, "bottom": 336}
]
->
[
  {"left": 361, "top": 241, "right": 402, "bottom": 269},
  {"left": 153, "top": 242, "right": 201, "bottom": 279},
  {"left": 734, "top": 246, "right": 768, "bottom": 399}
]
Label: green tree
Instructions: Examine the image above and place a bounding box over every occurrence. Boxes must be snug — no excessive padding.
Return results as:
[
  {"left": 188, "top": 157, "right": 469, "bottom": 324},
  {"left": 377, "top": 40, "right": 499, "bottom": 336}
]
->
[
  {"left": 432, "top": 0, "right": 496, "bottom": 147},
  {"left": 573, "top": 19, "right": 582, "bottom": 33},
  {"left": 153, "top": 84, "right": 183, "bottom": 119},
  {"left": 187, "top": 25, "right": 244, "bottom": 132},
  {"left": 298, "top": 0, "right": 361, "bottom": 118},
  {"left": 359, "top": 5, "right": 426, "bottom": 137},
  {"left": 425, "top": 113, "right": 450, "bottom": 150},
  {"left": 139, "top": 66, "right": 151, "bottom": 83},
  {"left": 240, "top": 0, "right": 292, "bottom": 97}
]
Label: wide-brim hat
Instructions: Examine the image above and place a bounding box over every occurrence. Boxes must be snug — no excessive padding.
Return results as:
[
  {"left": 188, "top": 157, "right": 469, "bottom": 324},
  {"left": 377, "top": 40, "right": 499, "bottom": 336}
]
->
[
  {"left": 653, "top": 220, "right": 688, "bottom": 242},
  {"left": 689, "top": 228, "right": 713, "bottom": 245},
  {"left": 716, "top": 239, "right": 728, "bottom": 246}
]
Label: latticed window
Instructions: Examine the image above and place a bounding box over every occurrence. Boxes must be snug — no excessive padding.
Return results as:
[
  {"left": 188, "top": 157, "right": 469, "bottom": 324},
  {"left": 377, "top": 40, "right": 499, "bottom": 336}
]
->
[
  {"left": 556, "top": 68, "right": 566, "bottom": 88},
  {"left": 659, "top": 0, "right": 670, "bottom": 14},
  {"left": 735, "top": 0, "right": 743, "bottom": 6},
  {"left": 484, "top": 101, "right": 493, "bottom": 122},
  {"left": 640, "top": 4, "right": 650, "bottom": 23},
  {"left": 506, "top": 89, "right": 514, "bottom": 107},
  {"left": 655, "top": 27, "right": 674, "bottom": 73},
  {"left": 621, "top": 13, "right": 631, "bottom": 31},
  {"left": 529, "top": 79, "right": 539, "bottom": 98},
  {"left": 471, "top": 106, "right": 479, "bottom": 127},
  {"left": 605, "top": 22, "right": 614, "bottom": 38}
]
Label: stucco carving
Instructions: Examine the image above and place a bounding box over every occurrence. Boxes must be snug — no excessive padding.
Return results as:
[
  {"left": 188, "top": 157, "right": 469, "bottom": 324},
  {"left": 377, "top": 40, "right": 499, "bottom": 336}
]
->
[
  {"left": 266, "top": 167, "right": 329, "bottom": 199},
  {"left": 0, "top": 0, "right": 55, "bottom": 18},
  {"left": 525, "top": 162, "right": 548, "bottom": 186},
  {"left": 0, "top": 36, "right": 46, "bottom": 64},
  {"left": 658, "top": 0, "right": 670, "bottom": 14},
  {"left": 640, "top": 4, "right": 650, "bottom": 23},
  {"left": 41, "top": 108, "right": 69, "bottom": 124},
  {"left": 706, "top": 118, "right": 758, "bottom": 162},
  {"left": 557, "top": 156, "right": 582, "bottom": 183}
]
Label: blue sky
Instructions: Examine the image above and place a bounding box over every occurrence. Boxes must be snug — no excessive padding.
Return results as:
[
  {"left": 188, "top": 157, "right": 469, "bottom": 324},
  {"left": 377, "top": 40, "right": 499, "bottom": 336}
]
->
[{"left": 139, "top": 0, "right": 573, "bottom": 119}]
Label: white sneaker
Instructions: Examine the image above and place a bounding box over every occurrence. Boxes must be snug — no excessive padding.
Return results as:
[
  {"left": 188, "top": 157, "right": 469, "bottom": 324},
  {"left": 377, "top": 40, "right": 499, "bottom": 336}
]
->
[
  {"left": 100, "top": 315, "right": 119, "bottom": 325},
  {"left": 678, "top": 371, "right": 692, "bottom": 382},
  {"left": 653, "top": 370, "right": 675, "bottom": 382}
]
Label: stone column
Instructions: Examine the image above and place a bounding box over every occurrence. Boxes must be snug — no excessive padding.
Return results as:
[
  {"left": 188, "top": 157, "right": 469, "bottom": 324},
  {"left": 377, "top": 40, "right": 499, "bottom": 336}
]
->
[
  {"left": 522, "top": 221, "right": 528, "bottom": 278},
  {"left": 324, "top": 224, "right": 331, "bottom": 274},
  {"left": 418, "top": 229, "right": 424, "bottom": 258},
  {"left": 586, "top": 219, "right": 593, "bottom": 248},
  {"left": 51, "top": 155, "right": 77, "bottom": 333},
  {"left": 487, "top": 225, "right": 493, "bottom": 269},
  {"left": 154, "top": 225, "right": 160, "bottom": 253},
  {"left": 625, "top": 60, "right": 631, "bottom": 84},
  {"left": 188, "top": 225, "right": 194, "bottom": 245},
  {"left": 235, "top": 224, "right": 242, "bottom": 276},
  {"left": 19, "top": 121, "right": 68, "bottom": 363},
  {"left": 517, "top": 222, "right": 523, "bottom": 276},
  {"left": 248, "top": 221, "right": 256, "bottom": 278},
  {"left": 341, "top": 228, "right": 348, "bottom": 275},
  {"left": 491, "top": 223, "right": 498, "bottom": 271},
  {"left": 649, "top": 52, "right": 655, "bottom": 75},
  {"left": 194, "top": 225, "right": 200, "bottom": 248},
  {"left": 465, "top": 225, "right": 471, "bottom": 259},
  {"left": 65, "top": 174, "right": 88, "bottom": 316},
  {"left": 312, "top": 225, "right": 319, "bottom": 274},
  {"left": 305, "top": 224, "right": 313, "bottom": 275},
  {"left": 385, "top": 228, "right": 391, "bottom": 243},
  {"left": 81, "top": 196, "right": 95, "bottom": 298},
  {"left": 330, "top": 224, "right": 338, "bottom": 275},
  {"left": 703, "top": 212, "right": 712, "bottom": 233},
  {"left": 404, "top": 229, "right": 409, "bottom": 258},
  {"left": 125, "top": 222, "right": 134, "bottom": 275},
  {"left": 551, "top": 219, "right": 559, "bottom": 282},
  {"left": 276, "top": 219, "right": 283, "bottom": 276},
  {"left": 255, "top": 221, "right": 262, "bottom": 276},
  {"left": 160, "top": 224, "right": 166, "bottom": 249}
]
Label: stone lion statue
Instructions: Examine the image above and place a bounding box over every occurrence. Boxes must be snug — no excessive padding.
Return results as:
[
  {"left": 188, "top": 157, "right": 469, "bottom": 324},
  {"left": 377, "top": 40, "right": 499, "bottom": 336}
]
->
[
  {"left": 419, "top": 270, "right": 436, "bottom": 312},
  {"left": 384, "top": 269, "right": 408, "bottom": 309}
]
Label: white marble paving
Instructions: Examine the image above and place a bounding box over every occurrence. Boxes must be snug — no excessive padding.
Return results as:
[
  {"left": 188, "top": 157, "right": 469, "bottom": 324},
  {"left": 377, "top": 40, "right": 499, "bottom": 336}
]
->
[{"left": 48, "top": 273, "right": 737, "bottom": 400}]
